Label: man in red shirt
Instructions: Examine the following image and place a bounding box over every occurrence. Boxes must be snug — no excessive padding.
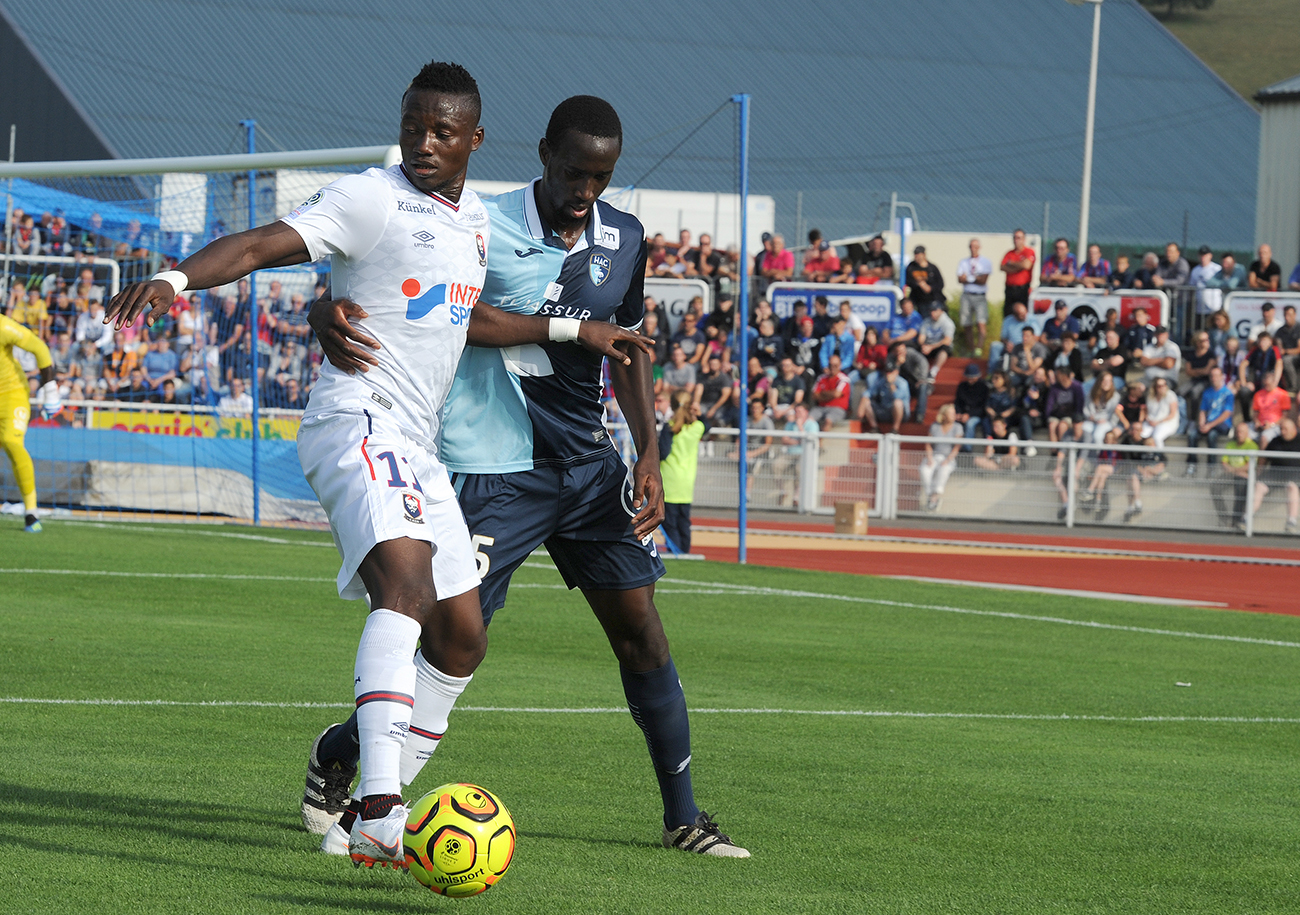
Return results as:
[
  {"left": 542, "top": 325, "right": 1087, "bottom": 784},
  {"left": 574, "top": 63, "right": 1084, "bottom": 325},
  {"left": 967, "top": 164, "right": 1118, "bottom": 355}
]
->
[
  {"left": 1252, "top": 373, "right": 1292, "bottom": 446},
  {"left": 1001, "top": 228, "right": 1035, "bottom": 308},
  {"left": 808, "top": 353, "right": 851, "bottom": 430},
  {"left": 760, "top": 234, "right": 794, "bottom": 281},
  {"left": 802, "top": 240, "right": 840, "bottom": 282}
]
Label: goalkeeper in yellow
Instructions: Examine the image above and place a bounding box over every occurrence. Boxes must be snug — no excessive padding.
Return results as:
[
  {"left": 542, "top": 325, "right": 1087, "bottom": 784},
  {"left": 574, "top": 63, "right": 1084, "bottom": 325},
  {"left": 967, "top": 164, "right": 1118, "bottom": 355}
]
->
[{"left": 0, "top": 313, "right": 58, "bottom": 533}]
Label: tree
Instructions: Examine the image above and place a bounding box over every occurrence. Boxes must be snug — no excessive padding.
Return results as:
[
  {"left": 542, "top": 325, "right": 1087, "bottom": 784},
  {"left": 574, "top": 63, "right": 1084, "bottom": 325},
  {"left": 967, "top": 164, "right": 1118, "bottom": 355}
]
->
[{"left": 1140, "top": 0, "right": 1215, "bottom": 17}]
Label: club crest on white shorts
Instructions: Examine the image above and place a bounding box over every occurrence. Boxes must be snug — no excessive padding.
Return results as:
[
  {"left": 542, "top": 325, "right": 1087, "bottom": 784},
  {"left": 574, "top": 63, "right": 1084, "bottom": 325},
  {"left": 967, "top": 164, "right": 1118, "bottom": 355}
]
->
[{"left": 403, "top": 492, "right": 424, "bottom": 523}]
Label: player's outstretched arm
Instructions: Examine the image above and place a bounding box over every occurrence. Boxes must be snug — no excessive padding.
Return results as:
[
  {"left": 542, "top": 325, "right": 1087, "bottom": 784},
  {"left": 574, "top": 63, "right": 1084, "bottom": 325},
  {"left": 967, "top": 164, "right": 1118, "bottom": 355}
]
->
[
  {"left": 609, "top": 345, "right": 665, "bottom": 540},
  {"left": 306, "top": 295, "right": 655, "bottom": 375},
  {"left": 466, "top": 303, "right": 654, "bottom": 366},
  {"left": 104, "top": 222, "right": 311, "bottom": 330}
]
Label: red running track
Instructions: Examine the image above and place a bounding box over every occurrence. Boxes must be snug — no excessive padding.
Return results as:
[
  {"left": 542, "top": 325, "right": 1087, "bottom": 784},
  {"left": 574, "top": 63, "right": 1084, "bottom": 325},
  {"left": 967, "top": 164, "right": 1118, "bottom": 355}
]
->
[{"left": 690, "top": 517, "right": 1300, "bottom": 617}]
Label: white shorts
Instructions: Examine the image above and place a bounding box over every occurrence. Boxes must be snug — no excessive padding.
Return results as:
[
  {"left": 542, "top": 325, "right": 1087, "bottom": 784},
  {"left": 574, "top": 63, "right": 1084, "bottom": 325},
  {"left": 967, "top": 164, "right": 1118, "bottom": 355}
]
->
[{"left": 297, "top": 410, "right": 480, "bottom": 601}]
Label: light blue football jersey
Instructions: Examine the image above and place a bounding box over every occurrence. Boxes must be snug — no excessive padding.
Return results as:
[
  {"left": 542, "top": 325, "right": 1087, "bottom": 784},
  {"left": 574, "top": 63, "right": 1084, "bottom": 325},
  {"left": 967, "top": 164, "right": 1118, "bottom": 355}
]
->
[
  {"left": 439, "top": 180, "right": 647, "bottom": 474},
  {"left": 439, "top": 183, "right": 566, "bottom": 473}
]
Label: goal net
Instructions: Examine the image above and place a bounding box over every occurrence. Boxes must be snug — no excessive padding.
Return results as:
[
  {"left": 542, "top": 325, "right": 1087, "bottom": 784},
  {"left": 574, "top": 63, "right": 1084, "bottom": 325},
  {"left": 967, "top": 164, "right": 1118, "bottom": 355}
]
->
[{"left": 2, "top": 146, "right": 396, "bottom": 525}]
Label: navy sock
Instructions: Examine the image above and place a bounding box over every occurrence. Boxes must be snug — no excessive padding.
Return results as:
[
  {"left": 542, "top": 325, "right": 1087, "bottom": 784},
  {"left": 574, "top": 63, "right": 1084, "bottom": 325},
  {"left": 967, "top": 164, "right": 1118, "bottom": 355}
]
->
[
  {"left": 620, "top": 657, "right": 700, "bottom": 829},
  {"left": 319, "top": 713, "right": 361, "bottom": 767}
]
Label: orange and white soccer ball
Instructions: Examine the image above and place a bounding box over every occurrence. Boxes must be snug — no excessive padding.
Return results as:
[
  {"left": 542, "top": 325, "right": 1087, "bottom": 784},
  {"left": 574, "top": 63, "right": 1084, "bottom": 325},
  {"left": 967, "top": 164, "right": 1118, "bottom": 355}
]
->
[{"left": 404, "top": 783, "right": 516, "bottom": 897}]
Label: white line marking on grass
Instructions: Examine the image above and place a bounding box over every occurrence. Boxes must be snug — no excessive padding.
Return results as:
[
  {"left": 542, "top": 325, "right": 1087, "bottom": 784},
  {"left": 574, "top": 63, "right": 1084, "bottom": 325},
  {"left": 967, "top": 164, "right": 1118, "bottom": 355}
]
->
[
  {"left": 0, "top": 568, "right": 334, "bottom": 583},
  {"left": 509, "top": 582, "right": 738, "bottom": 595},
  {"left": 884, "top": 575, "right": 1229, "bottom": 608},
  {"left": 57, "top": 520, "right": 336, "bottom": 547},
  {"left": 651, "top": 576, "right": 1300, "bottom": 649},
  {"left": 0, "top": 567, "right": 734, "bottom": 592},
  {"left": 1, "top": 697, "right": 354, "bottom": 708},
  {"left": 2, "top": 697, "right": 1296, "bottom": 724},
  {"left": 486, "top": 562, "right": 1300, "bottom": 649}
]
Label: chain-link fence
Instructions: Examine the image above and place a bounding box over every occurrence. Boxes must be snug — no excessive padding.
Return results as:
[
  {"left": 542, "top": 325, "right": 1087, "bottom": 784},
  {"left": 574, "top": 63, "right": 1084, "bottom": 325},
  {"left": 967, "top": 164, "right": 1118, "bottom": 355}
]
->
[
  {"left": 604, "top": 420, "right": 1298, "bottom": 539},
  {"left": 9, "top": 399, "right": 1298, "bottom": 539},
  {"left": 893, "top": 436, "right": 1299, "bottom": 537},
  {"left": 2, "top": 399, "right": 319, "bottom": 524}
]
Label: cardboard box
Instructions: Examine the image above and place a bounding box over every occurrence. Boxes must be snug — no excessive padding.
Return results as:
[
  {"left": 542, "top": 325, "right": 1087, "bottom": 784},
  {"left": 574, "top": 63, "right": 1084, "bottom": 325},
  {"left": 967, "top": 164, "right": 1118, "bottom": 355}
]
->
[{"left": 833, "top": 501, "right": 869, "bottom": 535}]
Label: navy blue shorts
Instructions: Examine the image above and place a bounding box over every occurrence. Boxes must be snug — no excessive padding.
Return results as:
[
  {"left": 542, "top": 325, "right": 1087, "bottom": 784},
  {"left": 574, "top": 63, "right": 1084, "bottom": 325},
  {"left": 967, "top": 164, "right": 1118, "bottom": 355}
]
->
[{"left": 453, "top": 450, "right": 665, "bottom": 624}]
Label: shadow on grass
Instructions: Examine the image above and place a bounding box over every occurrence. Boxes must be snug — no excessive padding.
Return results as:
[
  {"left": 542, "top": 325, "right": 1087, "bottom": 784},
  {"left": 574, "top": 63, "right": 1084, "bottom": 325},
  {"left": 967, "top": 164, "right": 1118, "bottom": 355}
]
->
[
  {"left": 256, "top": 893, "right": 441, "bottom": 913},
  {"left": 0, "top": 828, "right": 371, "bottom": 891},
  {"left": 0, "top": 780, "right": 295, "bottom": 851}
]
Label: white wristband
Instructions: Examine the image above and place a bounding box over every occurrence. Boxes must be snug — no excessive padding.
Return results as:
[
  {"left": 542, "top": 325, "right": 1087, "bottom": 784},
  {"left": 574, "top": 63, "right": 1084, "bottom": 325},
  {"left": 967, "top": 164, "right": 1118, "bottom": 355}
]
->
[
  {"left": 151, "top": 270, "right": 189, "bottom": 298},
  {"left": 548, "top": 317, "right": 581, "bottom": 343}
]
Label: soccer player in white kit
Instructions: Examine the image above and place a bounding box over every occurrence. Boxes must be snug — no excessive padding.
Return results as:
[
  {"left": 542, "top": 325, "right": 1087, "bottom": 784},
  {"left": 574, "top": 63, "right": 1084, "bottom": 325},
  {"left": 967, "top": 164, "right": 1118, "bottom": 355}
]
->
[{"left": 103, "top": 61, "right": 650, "bottom": 869}]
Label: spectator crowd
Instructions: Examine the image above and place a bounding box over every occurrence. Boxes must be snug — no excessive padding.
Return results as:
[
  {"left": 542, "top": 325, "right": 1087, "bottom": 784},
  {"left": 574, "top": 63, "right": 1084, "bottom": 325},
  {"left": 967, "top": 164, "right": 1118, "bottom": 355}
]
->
[
  {"left": 10, "top": 204, "right": 1300, "bottom": 532},
  {"left": 5, "top": 206, "right": 324, "bottom": 422},
  {"left": 639, "top": 226, "right": 1300, "bottom": 531}
]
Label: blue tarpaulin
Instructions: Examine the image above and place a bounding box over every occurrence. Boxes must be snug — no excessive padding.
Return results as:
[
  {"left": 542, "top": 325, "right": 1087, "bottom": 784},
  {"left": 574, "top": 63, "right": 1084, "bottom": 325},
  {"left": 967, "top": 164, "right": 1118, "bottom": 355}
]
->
[
  {"left": 27, "top": 427, "right": 313, "bottom": 502},
  {"left": 8, "top": 178, "right": 159, "bottom": 242}
]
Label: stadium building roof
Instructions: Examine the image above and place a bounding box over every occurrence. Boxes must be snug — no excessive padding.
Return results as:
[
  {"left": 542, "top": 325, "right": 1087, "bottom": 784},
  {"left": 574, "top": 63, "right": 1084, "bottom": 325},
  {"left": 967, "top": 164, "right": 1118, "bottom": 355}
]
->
[
  {"left": 0, "top": 0, "right": 1260, "bottom": 249},
  {"left": 1256, "top": 73, "right": 1300, "bottom": 103}
]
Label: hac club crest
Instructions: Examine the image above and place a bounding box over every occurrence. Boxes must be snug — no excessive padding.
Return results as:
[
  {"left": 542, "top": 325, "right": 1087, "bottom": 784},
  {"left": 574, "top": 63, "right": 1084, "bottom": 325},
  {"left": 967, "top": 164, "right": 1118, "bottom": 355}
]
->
[
  {"left": 589, "top": 252, "right": 611, "bottom": 287},
  {"left": 476, "top": 233, "right": 487, "bottom": 266},
  {"left": 402, "top": 492, "right": 424, "bottom": 523}
]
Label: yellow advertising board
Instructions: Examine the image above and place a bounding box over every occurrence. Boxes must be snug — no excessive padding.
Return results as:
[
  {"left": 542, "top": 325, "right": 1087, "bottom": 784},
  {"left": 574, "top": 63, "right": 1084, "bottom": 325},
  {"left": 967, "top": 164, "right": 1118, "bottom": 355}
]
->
[{"left": 91, "top": 409, "right": 301, "bottom": 440}]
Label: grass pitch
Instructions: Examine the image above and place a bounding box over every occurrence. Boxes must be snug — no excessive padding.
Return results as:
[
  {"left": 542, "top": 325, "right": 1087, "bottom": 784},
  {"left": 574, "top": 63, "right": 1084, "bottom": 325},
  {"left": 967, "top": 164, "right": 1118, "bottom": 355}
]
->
[{"left": 2, "top": 519, "right": 1298, "bottom": 914}]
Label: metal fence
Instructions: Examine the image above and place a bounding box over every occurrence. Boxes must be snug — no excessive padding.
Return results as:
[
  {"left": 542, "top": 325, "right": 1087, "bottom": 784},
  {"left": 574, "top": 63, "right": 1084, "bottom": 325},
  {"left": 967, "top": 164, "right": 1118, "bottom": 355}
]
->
[
  {"left": 10, "top": 400, "right": 1300, "bottom": 540},
  {"left": 689, "top": 427, "right": 885, "bottom": 514},
  {"left": 6, "top": 400, "right": 318, "bottom": 524},
  {"left": 890, "top": 435, "right": 1300, "bottom": 537},
  {"left": 689, "top": 427, "right": 1299, "bottom": 539}
]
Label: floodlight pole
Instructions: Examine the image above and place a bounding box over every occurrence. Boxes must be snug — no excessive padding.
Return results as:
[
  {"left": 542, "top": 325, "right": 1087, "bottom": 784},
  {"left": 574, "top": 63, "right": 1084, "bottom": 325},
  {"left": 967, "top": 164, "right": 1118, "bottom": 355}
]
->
[
  {"left": 732, "top": 93, "right": 750, "bottom": 564},
  {"left": 240, "top": 118, "right": 261, "bottom": 526},
  {"left": 1075, "top": 0, "right": 1102, "bottom": 259}
]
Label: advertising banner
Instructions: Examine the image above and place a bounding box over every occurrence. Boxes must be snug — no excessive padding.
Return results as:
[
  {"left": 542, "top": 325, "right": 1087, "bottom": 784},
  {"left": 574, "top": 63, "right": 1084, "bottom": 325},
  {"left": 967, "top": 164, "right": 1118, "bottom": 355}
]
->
[
  {"left": 89, "top": 409, "right": 301, "bottom": 440},
  {"left": 644, "top": 278, "right": 712, "bottom": 335},
  {"left": 766, "top": 282, "right": 903, "bottom": 330},
  {"left": 1224, "top": 291, "right": 1300, "bottom": 339},
  {"left": 1027, "top": 288, "right": 1169, "bottom": 337}
]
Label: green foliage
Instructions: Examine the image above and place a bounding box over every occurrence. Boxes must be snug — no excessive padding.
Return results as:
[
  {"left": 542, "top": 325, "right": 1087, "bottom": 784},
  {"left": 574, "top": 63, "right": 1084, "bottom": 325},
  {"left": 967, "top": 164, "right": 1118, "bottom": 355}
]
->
[
  {"left": 1157, "top": 0, "right": 1300, "bottom": 102},
  {"left": 3, "top": 519, "right": 1299, "bottom": 913}
]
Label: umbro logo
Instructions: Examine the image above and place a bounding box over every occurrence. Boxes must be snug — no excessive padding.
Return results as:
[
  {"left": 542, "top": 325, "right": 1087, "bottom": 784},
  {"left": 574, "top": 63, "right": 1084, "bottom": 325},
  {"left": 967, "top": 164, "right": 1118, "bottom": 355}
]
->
[
  {"left": 412, "top": 231, "right": 436, "bottom": 243},
  {"left": 515, "top": 247, "right": 544, "bottom": 258}
]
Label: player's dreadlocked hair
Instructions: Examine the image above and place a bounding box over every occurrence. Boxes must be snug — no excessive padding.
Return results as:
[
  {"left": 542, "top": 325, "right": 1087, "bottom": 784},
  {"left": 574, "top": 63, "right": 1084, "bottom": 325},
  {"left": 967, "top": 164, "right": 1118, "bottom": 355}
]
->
[
  {"left": 405, "top": 61, "right": 481, "bottom": 118},
  {"left": 545, "top": 95, "right": 622, "bottom": 148}
]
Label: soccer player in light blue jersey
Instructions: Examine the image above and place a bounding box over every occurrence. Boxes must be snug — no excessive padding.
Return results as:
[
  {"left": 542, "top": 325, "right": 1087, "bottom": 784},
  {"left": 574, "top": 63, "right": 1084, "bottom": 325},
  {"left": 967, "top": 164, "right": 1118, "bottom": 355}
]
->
[{"left": 309, "top": 96, "right": 748, "bottom": 858}]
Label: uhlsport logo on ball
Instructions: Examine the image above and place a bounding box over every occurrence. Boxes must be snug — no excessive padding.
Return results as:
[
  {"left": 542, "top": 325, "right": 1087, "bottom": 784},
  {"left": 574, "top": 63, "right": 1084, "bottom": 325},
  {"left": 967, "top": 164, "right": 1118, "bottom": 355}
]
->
[{"left": 404, "top": 783, "right": 515, "bottom": 897}]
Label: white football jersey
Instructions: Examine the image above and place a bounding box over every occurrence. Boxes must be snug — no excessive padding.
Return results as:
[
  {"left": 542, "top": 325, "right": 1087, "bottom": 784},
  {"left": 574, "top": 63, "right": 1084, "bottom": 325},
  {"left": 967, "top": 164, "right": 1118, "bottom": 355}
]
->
[{"left": 282, "top": 165, "right": 489, "bottom": 449}]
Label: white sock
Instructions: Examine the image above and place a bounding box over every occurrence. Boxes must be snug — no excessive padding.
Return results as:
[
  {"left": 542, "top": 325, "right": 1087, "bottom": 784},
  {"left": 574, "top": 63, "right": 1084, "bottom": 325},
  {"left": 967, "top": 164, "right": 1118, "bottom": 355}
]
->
[
  {"left": 399, "top": 652, "right": 473, "bottom": 787},
  {"left": 353, "top": 608, "right": 421, "bottom": 800}
]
